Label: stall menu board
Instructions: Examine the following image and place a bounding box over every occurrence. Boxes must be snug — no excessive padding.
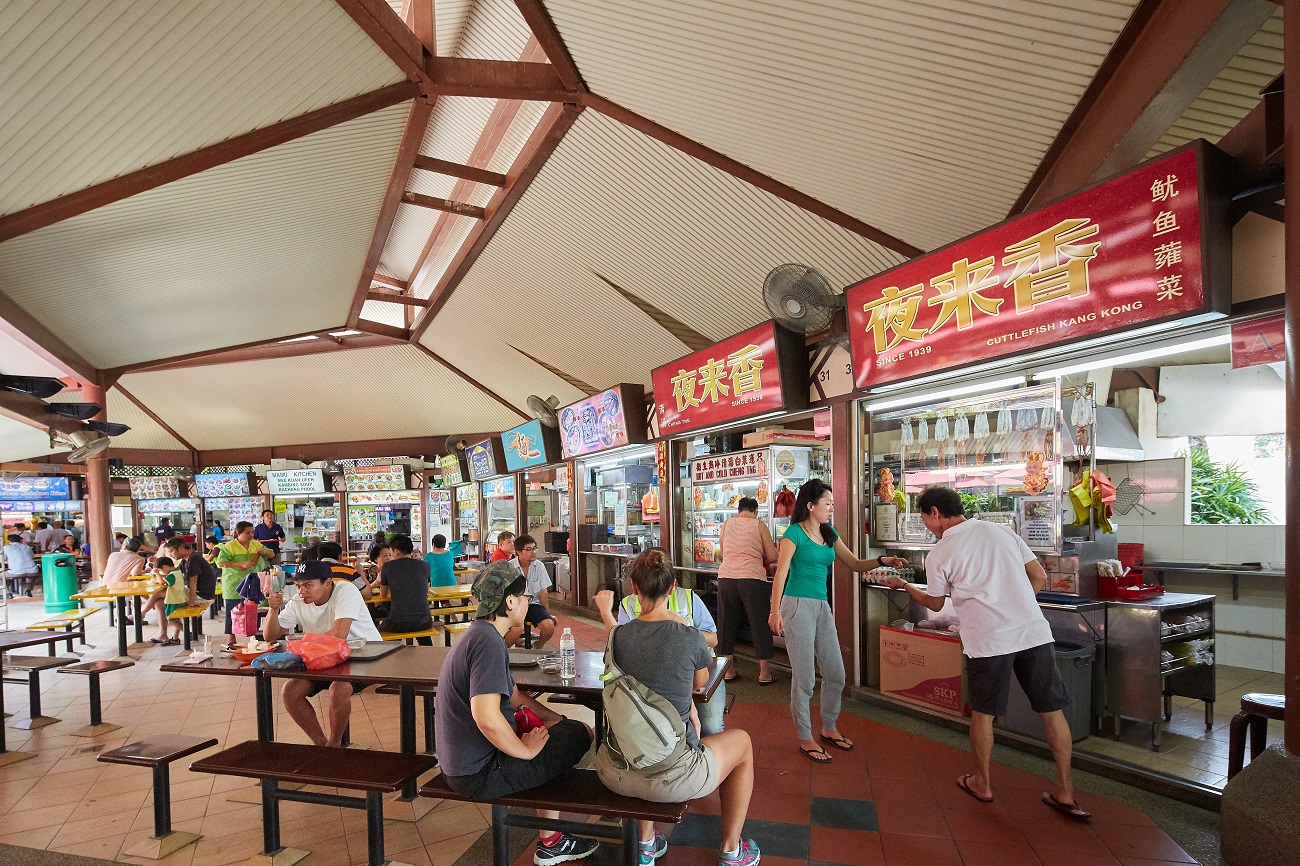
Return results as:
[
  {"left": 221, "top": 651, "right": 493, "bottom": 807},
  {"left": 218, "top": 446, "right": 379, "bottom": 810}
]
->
[
  {"left": 559, "top": 385, "right": 647, "bottom": 459},
  {"left": 194, "top": 472, "right": 252, "bottom": 498},
  {"left": 846, "top": 143, "right": 1229, "bottom": 389},
  {"left": 347, "top": 490, "right": 421, "bottom": 506},
  {"left": 455, "top": 483, "right": 478, "bottom": 503},
  {"left": 502, "top": 419, "right": 560, "bottom": 471},
  {"left": 343, "top": 465, "right": 407, "bottom": 492},
  {"left": 0, "top": 477, "right": 70, "bottom": 500},
  {"left": 483, "top": 476, "right": 515, "bottom": 499},
  {"left": 267, "top": 469, "right": 326, "bottom": 495},
  {"left": 138, "top": 498, "right": 197, "bottom": 514},
  {"left": 129, "top": 477, "right": 181, "bottom": 499},
  {"left": 427, "top": 488, "right": 452, "bottom": 525},
  {"left": 691, "top": 450, "right": 769, "bottom": 484},
  {"left": 467, "top": 439, "right": 506, "bottom": 481},
  {"left": 204, "top": 497, "right": 265, "bottom": 521},
  {"left": 652, "top": 322, "right": 807, "bottom": 435},
  {"left": 439, "top": 453, "right": 466, "bottom": 486},
  {"left": 0, "top": 500, "right": 82, "bottom": 513}
]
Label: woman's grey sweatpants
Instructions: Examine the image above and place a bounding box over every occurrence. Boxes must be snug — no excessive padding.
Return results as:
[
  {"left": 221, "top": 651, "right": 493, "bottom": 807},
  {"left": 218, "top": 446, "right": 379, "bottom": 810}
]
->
[{"left": 780, "top": 596, "right": 845, "bottom": 741}]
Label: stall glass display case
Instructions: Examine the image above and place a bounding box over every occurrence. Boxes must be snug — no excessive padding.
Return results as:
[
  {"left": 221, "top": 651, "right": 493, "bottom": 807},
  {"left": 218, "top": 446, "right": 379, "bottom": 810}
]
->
[
  {"left": 589, "top": 461, "right": 659, "bottom": 551},
  {"left": 453, "top": 483, "right": 479, "bottom": 558},
  {"left": 482, "top": 476, "right": 517, "bottom": 545},
  {"left": 684, "top": 446, "right": 822, "bottom": 569},
  {"left": 866, "top": 382, "right": 1065, "bottom": 553}
]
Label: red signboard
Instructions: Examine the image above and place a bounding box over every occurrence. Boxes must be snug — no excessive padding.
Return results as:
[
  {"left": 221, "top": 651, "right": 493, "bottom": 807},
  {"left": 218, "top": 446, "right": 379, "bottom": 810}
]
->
[
  {"left": 652, "top": 321, "right": 807, "bottom": 435},
  {"left": 1231, "top": 314, "right": 1285, "bottom": 368},
  {"left": 846, "top": 143, "right": 1229, "bottom": 389},
  {"left": 691, "top": 450, "right": 769, "bottom": 484}
]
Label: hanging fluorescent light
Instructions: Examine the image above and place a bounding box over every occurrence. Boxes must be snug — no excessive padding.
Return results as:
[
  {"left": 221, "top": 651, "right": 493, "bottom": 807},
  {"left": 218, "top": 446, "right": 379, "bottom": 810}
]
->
[
  {"left": 865, "top": 376, "right": 1027, "bottom": 413},
  {"left": 278, "top": 335, "right": 320, "bottom": 344},
  {"left": 1032, "top": 333, "right": 1232, "bottom": 380}
]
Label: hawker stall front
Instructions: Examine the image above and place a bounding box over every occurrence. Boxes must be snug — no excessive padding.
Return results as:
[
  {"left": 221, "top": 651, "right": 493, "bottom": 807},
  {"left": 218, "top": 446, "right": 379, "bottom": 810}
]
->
[
  {"left": 129, "top": 476, "right": 195, "bottom": 540},
  {"left": 343, "top": 464, "right": 421, "bottom": 560},
  {"left": 266, "top": 468, "right": 339, "bottom": 562},
  {"left": 466, "top": 437, "right": 517, "bottom": 553},
  {"left": 0, "top": 475, "right": 82, "bottom": 542},
  {"left": 844, "top": 141, "right": 1260, "bottom": 791},
  {"left": 502, "top": 418, "right": 570, "bottom": 596},
  {"left": 559, "top": 385, "right": 652, "bottom": 604},
  {"left": 436, "top": 452, "right": 476, "bottom": 559},
  {"left": 194, "top": 471, "right": 265, "bottom": 542}
]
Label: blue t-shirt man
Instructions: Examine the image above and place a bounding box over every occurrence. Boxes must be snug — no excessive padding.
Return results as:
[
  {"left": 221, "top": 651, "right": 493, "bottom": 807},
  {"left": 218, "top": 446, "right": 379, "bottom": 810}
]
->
[{"left": 253, "top": 512, "right": 286, "bottom": 556}]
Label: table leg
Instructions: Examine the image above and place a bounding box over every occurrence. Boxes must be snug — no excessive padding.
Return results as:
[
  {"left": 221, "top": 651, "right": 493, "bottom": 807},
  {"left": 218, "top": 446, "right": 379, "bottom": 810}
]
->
[
  {"left": 255, "top": 674, "right": 274, "bottom": 742},
  {"left": 400, "top": 684, "right": 417, "bottom": 800},
  {"left": 1205, "top": 699, "right": 1215, "bottom": 729},
  {"left": 116, "top": 598, "right": 129, "bottom": 657},
  {"left": 366, "top": 791, "right": 386, "bottom": 866},
  {"left": 181, "top": 617, "right": 192, "bottom": 651},
  {"left": 132, "top": 597, "right": 144, "bottom": 645},
  {"left": 261, "top": 779, "right": 281, "bottom": 854}
]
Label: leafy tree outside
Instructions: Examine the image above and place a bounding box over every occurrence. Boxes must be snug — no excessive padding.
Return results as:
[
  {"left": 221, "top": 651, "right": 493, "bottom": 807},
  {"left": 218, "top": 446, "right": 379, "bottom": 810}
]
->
[{"left": 1187, "top": 446, "right": 1271, "bottom": 525}]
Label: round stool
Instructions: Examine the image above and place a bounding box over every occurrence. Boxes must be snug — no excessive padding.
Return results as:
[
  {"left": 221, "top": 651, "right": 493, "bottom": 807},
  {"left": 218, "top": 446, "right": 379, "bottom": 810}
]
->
[{"left": 1227, "top": 692, "right": 1285, "bottom": 779}]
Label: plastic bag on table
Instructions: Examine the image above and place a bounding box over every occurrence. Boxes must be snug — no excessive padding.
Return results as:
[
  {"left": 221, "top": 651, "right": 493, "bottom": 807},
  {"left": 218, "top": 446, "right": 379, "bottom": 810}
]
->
[
  {"left": 252, "top": 652, "right": 306, "bottom": 672},
  {"left": 286, "top": 632, "right": 351, "bottom": 670}
]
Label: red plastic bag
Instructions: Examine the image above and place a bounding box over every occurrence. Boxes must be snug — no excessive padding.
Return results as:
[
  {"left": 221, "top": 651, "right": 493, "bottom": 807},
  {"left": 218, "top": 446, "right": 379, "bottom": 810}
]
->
[
  {"left": 231, "top": 600, "right": 259, "bottom": 637},
  {"left": 286, "top": 633, "right": 351, "bottom": 670}
]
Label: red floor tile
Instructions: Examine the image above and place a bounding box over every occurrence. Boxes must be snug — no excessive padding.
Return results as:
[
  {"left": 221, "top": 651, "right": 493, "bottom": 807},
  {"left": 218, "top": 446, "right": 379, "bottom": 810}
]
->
[
  {"left": 1116, "top": 859, "right": 1200, "bottom": 866},
  {"left": 746, "top": 790, "right": 810, "bottom": 826},
  {"left": 997, "top": 786, "right": 1064, "bottom": 819},
  {"left": 871, "top": 801, "right": 951, "bottom": 839},
  {"left": 863, "top": 756, "right": 928, "bottom": 781},
  {"left": 1090, "top": 823, "right": 1198, "bottom": 863},
  {"left": 1017, "top": 817, "right": 1111, "bottom": 856},
  {"left": 942, "top": 807, "right": 1024, "bottom": 844},
  {"left": 809, "top": 826, "right": 885, "bottom": 866},
  {"left": 810, "top": 768, "right": 872, "bottom": 801},
  {"left": 1034, "top": 849, "right": 1121, "bottom": 866},
  {"left": 1070, "top": 791, "right": 1156, "bottom": 827},
  {"left": 933, "top": 776, "right": 1003, "bottom": 814},
  {"left": 955, "top": 839, "right": 1044, "bottom": 866},
  {"left": 754, "top": 746, "right": 815, "bottom": 774},
  {"left": 753, "top": 766, "right": 808, "bottom": 794},
  {"left": 879, "top": 832, "right": 962, "bottom": 866},
  {"left": 688, "top": 790, "right": 721, "bottom": 816},
  {"left": 865, "top": 776, "right": 935, "bottom": 809}
]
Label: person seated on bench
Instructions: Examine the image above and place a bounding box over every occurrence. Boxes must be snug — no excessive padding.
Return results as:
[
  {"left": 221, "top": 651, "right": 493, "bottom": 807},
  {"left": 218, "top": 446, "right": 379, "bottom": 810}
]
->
[
  {"left": 264, "top": 561, "right": 382, "bottom": 747},
  {"left": 435, "top": 562, "right": 599, "bottom": 866},
  {"left": 3, "top": 533, "right": 38, "bottom": 597},
  {"left": 164, "top": 538, "right": 216, "bottom": 628},
  {"left": 595, "top": 564, "right": 725, "bottom": 736},
  {"left": 594, "top": 550, "right": 759, "bottom": 866},
  {"left": 317, "top": 541, "right": 375, "bottom": 593},
  {"left": 379, "top": 534, "right": 433, "bottom": 645},
  {"left": 507, "top": 535, "right": 556, "bottom": 649},
  {"left": 425, "top": 534, "right": 457, "bottom": 588}
]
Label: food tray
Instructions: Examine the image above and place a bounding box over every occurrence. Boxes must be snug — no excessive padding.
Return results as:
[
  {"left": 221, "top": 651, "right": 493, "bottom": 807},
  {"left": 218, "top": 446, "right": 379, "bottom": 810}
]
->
[{"left": 1115, "top": 585, "right": 1164, "bottom": 600}]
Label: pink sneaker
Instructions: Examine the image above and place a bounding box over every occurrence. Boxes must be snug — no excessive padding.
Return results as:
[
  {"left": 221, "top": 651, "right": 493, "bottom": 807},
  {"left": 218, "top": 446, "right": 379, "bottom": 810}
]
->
[{"left": 718, "top": 839, "right": 760, "bottom": 866}]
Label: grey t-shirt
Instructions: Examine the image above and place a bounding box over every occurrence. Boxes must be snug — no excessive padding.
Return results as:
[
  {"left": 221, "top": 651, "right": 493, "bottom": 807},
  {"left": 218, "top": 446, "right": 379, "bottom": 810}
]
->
[
  {"left": 434, "top": 619, "right": 515, "bottom": 777},
  {"left": 611, "top": 619, "right": 712, "bottom": 749}
]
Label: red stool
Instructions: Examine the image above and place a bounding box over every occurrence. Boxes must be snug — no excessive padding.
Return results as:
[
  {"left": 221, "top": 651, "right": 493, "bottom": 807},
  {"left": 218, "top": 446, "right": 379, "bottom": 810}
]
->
[{"left": 1228, "top": 693, "right": 1285, "bottom": 779}]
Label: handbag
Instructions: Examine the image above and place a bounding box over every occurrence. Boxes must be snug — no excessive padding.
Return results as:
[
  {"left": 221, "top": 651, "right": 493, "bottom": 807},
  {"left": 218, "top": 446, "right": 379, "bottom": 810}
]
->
[
  {"left": 231, "top": 599, "right": 259, "bottom": 637},
  {"left": 514, "top": 706, "right": 544, "bottom": 735},
  {"left": 286, "top": 633, "right": 351, "bottom": 670}
]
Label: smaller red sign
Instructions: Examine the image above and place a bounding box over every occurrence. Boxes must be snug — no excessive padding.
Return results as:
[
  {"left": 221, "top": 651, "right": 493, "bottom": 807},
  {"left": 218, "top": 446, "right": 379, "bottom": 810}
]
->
[
  {"left": 1231, "top": 314, "right": 1285, "bottom": 368},
  {"left": 652, "top": 322, "right": 806, "bottom": 435}
]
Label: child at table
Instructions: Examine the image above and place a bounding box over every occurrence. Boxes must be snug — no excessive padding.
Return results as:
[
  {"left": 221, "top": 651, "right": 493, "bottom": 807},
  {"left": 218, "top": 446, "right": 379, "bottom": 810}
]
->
[{"left": 150, "top": 557, "right": 184, "bottom": 646}]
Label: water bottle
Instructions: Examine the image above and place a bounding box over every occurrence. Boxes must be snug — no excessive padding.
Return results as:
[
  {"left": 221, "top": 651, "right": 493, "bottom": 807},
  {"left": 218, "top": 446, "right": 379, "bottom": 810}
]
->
[{"left": 559, "top": 628, "right": 576, "bottom": 680}]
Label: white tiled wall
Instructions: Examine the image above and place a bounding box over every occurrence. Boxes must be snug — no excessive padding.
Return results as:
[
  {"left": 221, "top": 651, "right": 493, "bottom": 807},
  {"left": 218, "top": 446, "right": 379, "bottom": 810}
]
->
[{"left": 1099, "top": 457, "right": 1286, "bottom": 673}]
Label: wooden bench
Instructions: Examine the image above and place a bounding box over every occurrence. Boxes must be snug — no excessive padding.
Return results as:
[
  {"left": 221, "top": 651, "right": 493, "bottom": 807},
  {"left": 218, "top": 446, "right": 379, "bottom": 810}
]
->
[
  {"left": 4, "top": 656, "right": 75, "bottom": 729},
  {"left": 421, "top": 768, "right": 688, "bottom": 866},
  {"left": 379, "top": 627, "right": 440, "bottom": 646},
  {"left": 166, "top": 599, "right": 214, "bottom": 650},
  {"left": 440, "top": 621, "right": 470, "bottom": 647},
  {"left": 99, "top": 735, "right": 218, "bottom": 859},
  {"left": 190, "top": 740, "right": 439, "bottom": 866},
  {"left": 58, "top": 659, "right": 135, "bottom": 737},
  {"left": 429, "top": 603, "right": 475, "bottom": 619},
  {"left": 27, "top": 607, "right": 99, "bottom": 652},
  {"left": 375, "top": 684, "right": 437, "bottom": 754}
]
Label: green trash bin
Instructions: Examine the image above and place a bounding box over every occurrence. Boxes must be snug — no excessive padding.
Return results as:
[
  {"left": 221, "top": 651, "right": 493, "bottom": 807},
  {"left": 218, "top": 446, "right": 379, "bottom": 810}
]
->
[{"left": 41, "top": 554, "right": 78, "bottom": 614}]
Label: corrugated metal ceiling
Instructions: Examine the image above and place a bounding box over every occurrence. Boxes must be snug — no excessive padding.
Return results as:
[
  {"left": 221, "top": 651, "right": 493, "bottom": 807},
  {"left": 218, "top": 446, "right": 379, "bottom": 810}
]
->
[
  {"left": 454, "top": 0, "right": 535, "bottom": 60},
  {"left": 0, "top": 103, "right": 411, "bottom": 369},
  {"left": 0, "top": 0, "right": 404, "bottom": 217},
  {"left": 542, "top": 0, "right": 1141, "bottom": 251},
  {"left": 105, "top": 388, "right": 188, "bottom": 452},
  {"left": 1148, "top": 6, "right": 1283, "bottom": 157},
  {"left": 359, "top": 299, "right": 408, "bottom": 329},
  {"left": 119, "top": 344, "right": 524, "bottom": 450},
  {"left": 422, "top": 109, "right": 907, "bottom": 393}
]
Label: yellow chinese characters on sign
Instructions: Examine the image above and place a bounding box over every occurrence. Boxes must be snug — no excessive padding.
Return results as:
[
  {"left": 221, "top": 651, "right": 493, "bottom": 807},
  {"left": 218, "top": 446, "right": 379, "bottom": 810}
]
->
[
  {"left": 928, "top": 256, "right": 1002, "bottom": 332},
  {"left": 726, "top": 344, "right": 764, "bottom": 396},
  {"left": 1002, "top": 218, "right": 1101, "bottom": 314},
  {"left": 670, "top": 368, "right": 701, "bottom": 411},
  {"left": 670, "top": 345, "right": 767, "bottom": 410},
  {"left": 861, "top": 284, "right": 927, "bottom": 353}
]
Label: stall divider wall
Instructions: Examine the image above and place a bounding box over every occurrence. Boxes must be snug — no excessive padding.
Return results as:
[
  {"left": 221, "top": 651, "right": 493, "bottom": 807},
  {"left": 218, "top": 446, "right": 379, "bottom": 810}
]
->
[{"left": 830, "top": 401, "right": 862, "bottom": 688}]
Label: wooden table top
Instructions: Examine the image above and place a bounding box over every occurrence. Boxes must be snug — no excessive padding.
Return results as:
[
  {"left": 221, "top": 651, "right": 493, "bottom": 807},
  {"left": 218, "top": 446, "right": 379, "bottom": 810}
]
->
[
  {"left": 0, "top": 630, "right": 80, "bottom": 651},
  {"left": 72, "top": 580, "right": 157, "bottom": 599},
  {"left": 160, "top": 654, "right": 262, "bottom": 677}
]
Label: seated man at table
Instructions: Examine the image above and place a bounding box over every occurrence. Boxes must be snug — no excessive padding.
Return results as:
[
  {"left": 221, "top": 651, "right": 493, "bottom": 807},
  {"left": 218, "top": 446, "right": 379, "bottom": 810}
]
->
[
  {"left": 3, "top": 533, "right": 38, "bottom": 597},
  {"left": 506, "top": 535, "right": 556, "bottom": 649},
  {"left": 435, "top": 562, "right": 598, "bottom": 866},
  {"left": 489, "top": 531, "right": 515, "bottom": 562},
  {"left": 264, "top": 561, "right": 383, "bottom": 747}
]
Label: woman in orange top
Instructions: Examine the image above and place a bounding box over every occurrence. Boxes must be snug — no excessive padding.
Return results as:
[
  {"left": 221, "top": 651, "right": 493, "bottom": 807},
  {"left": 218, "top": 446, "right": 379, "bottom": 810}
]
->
[{"left": 717, "top": 498, "right": 778, "bottom": 684}]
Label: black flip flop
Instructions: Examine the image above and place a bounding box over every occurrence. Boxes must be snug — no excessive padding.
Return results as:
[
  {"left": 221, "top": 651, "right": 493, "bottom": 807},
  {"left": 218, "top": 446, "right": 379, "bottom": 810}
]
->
[
  {"left": 800, "top": 745, "right": 832, "bottom": 764},
  {"left": 820, "top": 733, "right": 854, "bottom": 752},
  {"left": 957, "top": 774, "right": 994, "bottom": 803},
  {"left": 1042, "top": 792, "right": 1091, "bottom": 820},
  {"left": 757, "top": 676, "right": 775, "bottom": 686}
]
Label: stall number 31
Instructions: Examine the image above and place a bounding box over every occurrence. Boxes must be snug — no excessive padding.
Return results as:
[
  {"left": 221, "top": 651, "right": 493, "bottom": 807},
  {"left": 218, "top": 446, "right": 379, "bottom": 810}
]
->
[{"left": 816, "top": 362, "right": 852, "bottom": 383}]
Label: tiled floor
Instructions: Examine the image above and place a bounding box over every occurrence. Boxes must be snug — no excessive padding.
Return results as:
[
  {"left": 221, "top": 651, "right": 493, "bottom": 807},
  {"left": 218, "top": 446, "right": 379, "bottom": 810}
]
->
[{"left": 0, "top": 596, "right": 1208, "bottom": 865}]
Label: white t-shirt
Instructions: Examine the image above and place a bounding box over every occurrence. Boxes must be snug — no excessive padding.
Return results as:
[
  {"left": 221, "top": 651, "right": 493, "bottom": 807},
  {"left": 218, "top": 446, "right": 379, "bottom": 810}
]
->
[
  {"left": 512, "top": 558, "right": 550, "bottom": 600},
  {"left": 276, "top": 580, "right": 382, "bottom": 642},
  {"left": 924, "top": 519, "right": 1052, "bottom": 658},
  {"left": 33, "top": 528, "right": 55, "bottom": 552},
  {"left": 2, "top": 543, "right": 37, "bottom": 576}
]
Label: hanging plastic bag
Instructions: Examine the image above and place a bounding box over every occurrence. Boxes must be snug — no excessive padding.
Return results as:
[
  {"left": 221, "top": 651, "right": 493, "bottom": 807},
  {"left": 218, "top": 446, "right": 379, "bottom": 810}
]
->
[
  {"left": 286, "top": 632, "right": 351, "bottom": 670},
  {"left": 773, "top": 486, "right": 796, "bottom": 519},
  {"left": 237, "top": 573, "right": 266, "bottom": 604}
]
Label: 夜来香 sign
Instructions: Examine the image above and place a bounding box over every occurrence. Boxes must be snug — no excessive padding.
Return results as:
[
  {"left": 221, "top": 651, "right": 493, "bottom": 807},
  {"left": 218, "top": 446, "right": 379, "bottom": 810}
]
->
[
  {"left": 502, "top": 419, "right": 561, "bottom": 472},
  {"left": 652, "top": 322, "right": 808, "bottom": 435},
  {"left": 558, "top": 385, "right": 647, "bottom": 459},
  {"left": 0, "top": 476, "right": 71, "bottom": 501},
  {"left": 846, "top": 143, "right": 1230, "bottom": 389}
]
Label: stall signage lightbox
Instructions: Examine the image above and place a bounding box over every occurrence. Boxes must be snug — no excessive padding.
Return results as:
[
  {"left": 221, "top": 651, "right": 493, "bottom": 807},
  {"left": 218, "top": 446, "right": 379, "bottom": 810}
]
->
[
  {"left": 194, "top": 472, "right": 252, "bottom": 498},
  {"left": 1231, "top": 314, "right": 1285, "bottom": 368},
  {"left": 0, "top": 500, "right": 82, "bottom": 513},
  {"left": 343, "top": 465, "right": 408, "bottom": 492},
  {"left": 652, "top": 322, "right": 808, "bottom": 435},
  {"left": 558, "top": 385, "right": 648, "bottom": 459},
  {"left": 347, "top": 490, "right": 420, "bottom": 506},
  {"left": 439, "top": 453, "right": 468, "bottom": 487},
  {"left": 267, "top": 469, "right": 326, "bottom": 495},
  {"left": 129, "top": 477, "right": 181, "bottom": 499},
  {"left": 204, "top": 497, "right": 265, "bottom": 521},
  {"left": 482, "top": 476, "right": 515, "bottom": 499},
  {"left": 455, "top": 483, "right": 479, "bottom": 503},
  {"left": 0, "top": 477, "right": 70, "bottom": 500},
  {"left": 846, "top": 143, "right": 1231, "bottom": 389},
  {"left": 502, "top": 419, "right": 561, "bottom": 472},
  {"left": 691, "top": 450, "right": 770, "bottom": 484},
  {"left": 137, "top": 498, "right": 197, "bottom": 514},
  {"left": 467, "top": 439, "right": 507, "bottom": 481}
]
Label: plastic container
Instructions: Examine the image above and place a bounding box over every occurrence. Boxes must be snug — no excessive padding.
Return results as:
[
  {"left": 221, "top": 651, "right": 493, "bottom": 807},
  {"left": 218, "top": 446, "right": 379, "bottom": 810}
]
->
[
  {"left": 40, "top": 553, "right": 78, "bottom": 613},
  {"left": 1117, "top": 543, "right": 1145, "bottom": 574},
  {"left": 559, "top": 628, "right": 576, "bottom": 680},
  {"left": 1000, "top": 642, "right": 1095, "bottom": 742}
]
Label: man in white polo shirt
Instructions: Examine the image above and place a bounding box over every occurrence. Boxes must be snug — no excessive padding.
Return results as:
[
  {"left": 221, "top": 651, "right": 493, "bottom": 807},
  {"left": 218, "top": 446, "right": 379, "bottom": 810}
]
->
[{"left": 886, "top": 485, "right": 1091, "bottom": 821}]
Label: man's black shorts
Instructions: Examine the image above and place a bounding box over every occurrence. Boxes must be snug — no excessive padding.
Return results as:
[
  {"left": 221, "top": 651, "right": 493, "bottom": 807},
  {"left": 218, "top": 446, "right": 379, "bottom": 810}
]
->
[
  {"left": 442, "top": 718, "right": 591, "bottom": 801},
  {"left": 525, "top": 603, "right": 556, "bottom": 628},
  {"left": 965, "top": 642, "right": 1070, "bottom": 717}
]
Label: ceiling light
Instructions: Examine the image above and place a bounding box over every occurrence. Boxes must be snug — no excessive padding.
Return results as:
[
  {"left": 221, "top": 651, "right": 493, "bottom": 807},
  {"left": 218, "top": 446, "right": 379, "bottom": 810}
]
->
[
  {"left": 0, "top": 375, "right": 65, "bottom": 399},
  {"left": 47, "top": 402, "right": 102, "bottom": 421},
  {"left": 865, "top": 376, "right": 1027, "bottom": 413},
  {"left": 328, "top": 330, "right": 363, "bottom": 337},
  {"left": 278, "top": 336, "right": 319, "bottom": 344},
  {"left": 1032, "top": 334, "right": 1232, "bottom": 380}
]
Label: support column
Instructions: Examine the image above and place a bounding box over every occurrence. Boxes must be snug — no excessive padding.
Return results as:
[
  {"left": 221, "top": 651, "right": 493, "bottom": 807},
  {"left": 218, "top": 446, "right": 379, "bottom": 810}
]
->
[
  {"left": 829, "top": 401, "right": 858, "bottom": 688},
  {"left": 82, "top": 381, "right": 112, "bottom": 581}
]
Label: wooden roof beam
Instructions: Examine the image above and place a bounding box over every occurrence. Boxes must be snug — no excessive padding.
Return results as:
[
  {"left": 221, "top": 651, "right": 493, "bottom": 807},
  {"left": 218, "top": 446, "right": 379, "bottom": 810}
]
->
[
  {"left": 413, "top": 345, "right": 529, "bottom": 421},
  {"left": 412, "top": 155, "right": 507, "bottom": 186},
  {"left": 366, "top": 291, "right": 431, "bottom": 306},
  {"left": 0, "top": 390, "right": 87, "bottom": 437},
  {"left": 103, "top": 329, "right": 395, "bottom": 377},
  {"left": 1011, "top": 0, "right": 1277, "bottom": 214},
  {"left": 427, "top": 57, "right": 575, "bottom": 101},
  {"left": 513, "top": 0, "right": 585, "bottom": 91},
  {"left": 370, "top": 273, "right": 409, "bottom": 291},
  {"left": 0, "top": 290, "right": 98, "bottom": 384},
  {"left": 334, "top": 0, "right": 434, "bottom": 92},
  {"left": 400, "top": 192, "right": 485, "bottom": 218}
]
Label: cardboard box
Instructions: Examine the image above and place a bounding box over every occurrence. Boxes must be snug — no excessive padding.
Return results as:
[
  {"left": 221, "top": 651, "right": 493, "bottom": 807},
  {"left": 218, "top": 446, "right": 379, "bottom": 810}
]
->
[
  {"left": 741, "top": 429, "right": 826, "bottom": 447},
  {"left": 878, "top": 626, "right": 968, "bottom": 715}
]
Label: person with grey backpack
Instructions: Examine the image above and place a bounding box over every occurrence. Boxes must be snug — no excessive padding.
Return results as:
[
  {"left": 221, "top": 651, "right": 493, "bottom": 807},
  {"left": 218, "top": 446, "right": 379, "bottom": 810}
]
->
[{"left": 593, "top": 550, "right": 760, "bottom": 866}]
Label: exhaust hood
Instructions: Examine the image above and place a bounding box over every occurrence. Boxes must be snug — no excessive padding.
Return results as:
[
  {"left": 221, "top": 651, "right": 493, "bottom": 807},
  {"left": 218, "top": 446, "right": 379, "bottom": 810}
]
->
[{"left": 1062, "top": 399, "right": 1144, "bottom": 462}]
